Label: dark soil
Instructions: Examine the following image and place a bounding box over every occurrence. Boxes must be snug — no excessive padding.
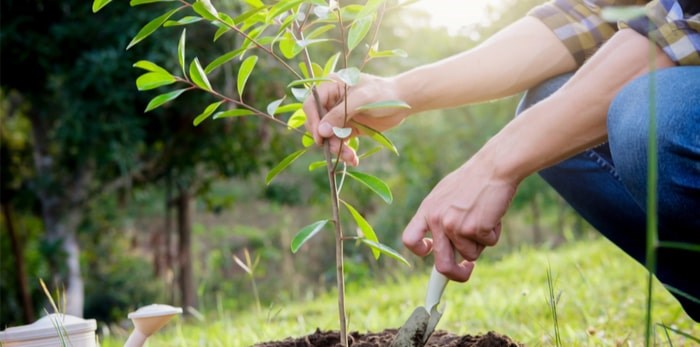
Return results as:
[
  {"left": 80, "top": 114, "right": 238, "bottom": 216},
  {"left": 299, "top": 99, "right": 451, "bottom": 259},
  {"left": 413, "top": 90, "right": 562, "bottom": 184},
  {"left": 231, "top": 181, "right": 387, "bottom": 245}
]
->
[{"left": 253, "top": 328, "right": 523, "bottom": 347}]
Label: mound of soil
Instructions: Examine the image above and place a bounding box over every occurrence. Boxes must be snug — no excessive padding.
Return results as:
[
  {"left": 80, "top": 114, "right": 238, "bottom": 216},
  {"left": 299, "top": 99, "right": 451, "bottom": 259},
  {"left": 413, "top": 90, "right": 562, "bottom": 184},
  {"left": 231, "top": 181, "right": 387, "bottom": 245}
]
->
[{"left": 253, "top": 328, "right": 523, "bottom": 347}]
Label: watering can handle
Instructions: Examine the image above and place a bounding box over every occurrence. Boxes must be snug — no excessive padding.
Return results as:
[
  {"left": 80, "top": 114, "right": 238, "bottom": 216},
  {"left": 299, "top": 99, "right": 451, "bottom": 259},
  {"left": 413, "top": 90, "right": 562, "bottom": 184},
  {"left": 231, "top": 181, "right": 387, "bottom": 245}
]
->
[{"left": 425, "top": 265, "right": 449, "bottom": 311}]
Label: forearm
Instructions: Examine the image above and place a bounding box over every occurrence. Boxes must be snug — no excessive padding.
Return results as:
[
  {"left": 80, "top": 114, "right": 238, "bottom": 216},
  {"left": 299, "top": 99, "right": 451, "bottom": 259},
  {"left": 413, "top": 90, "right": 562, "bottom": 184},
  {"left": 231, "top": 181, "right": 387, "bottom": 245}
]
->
[
  {"left": 478, "top": 29, "right": 676, "bottom": 183},
  {"left": 392, "top": 16, "right": 576, "bottom": 114}
]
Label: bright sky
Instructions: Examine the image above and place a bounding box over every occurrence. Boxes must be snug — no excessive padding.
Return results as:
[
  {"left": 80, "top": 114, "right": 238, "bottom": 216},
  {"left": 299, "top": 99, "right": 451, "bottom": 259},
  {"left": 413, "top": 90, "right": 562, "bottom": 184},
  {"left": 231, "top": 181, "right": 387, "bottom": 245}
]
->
[{"left": 407, "top": 0, "right": 502, "bottom": 35}]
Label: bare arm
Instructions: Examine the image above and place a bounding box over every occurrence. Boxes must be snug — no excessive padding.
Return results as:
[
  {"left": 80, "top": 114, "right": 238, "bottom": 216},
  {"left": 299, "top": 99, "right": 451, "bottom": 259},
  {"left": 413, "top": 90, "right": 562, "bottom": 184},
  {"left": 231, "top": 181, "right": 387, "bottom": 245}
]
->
[
  {"left": 305, "top": 16, "right": 577, "bottom": 163},
  {"left": 402, "top": 28, "right": 676, "bottom": 282}
]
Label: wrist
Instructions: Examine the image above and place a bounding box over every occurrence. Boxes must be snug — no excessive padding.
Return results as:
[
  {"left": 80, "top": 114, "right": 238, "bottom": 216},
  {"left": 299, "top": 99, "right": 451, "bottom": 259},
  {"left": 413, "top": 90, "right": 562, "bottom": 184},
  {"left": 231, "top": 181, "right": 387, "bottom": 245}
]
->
[
  {"left": 389, "top": 70, "right": 427, "bottom": 115},
  {"left": 470, "top": 134, "right": 530, "bottom": 186}
]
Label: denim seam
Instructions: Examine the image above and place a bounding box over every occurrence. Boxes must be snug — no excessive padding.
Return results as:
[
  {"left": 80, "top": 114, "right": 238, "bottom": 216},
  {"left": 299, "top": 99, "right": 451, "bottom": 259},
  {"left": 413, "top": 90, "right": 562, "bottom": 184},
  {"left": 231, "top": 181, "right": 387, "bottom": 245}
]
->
[{"left": 585, "top": 144, "right": 622, "bottom": 182}]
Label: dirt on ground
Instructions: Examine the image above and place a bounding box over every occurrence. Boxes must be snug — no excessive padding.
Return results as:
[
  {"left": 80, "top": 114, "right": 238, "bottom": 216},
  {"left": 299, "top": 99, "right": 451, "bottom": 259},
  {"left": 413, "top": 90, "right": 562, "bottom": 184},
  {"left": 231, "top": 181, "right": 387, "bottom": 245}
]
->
[{"left": 253, "top": 328, "right": 523, "bottom": 347}]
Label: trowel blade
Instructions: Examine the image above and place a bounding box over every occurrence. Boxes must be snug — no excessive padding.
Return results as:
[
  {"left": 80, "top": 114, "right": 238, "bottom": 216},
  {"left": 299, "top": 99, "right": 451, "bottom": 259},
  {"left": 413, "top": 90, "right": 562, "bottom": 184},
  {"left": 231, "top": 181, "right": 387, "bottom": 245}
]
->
[
  {"left": 421, "top": 305, "right": 443, "bottom": 345},
  {"left": 390, "top": 307, "right": 430, "bottom": 347}
]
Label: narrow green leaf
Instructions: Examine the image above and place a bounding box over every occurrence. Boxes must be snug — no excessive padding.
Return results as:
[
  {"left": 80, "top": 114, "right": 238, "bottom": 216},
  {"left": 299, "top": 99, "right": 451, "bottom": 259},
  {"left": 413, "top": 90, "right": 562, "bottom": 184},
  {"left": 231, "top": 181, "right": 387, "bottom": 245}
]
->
[
  {"left": 369, "top": 47, "right": 407, "bottom": 59},
  {"left": 130, "top": 0, "right": 176, "bottom": 5},
  {"left": 356, "top": 100, "right": 411, "bottom": 111},
  {"left": 189, "top": 57, "right": 212, "bottom": 91},
  {"left": 266, "top": 149, "right": 307, "bottom": 185},
  {"left": 287, "top": 109, "right": 306, "bottom": 129},
  {"left": 302, "top": 133, "right": 314, "bottom": 147},
  {"left": 308, "top": 160, "right": 326, "bottom": 171},
  {"left": 92, "top": 0, "right": 113, "bottom": 13},
  {"left": 279, "top": 32, "right": 302, "bottom": 59},
  {"left": 178, "top": 29, "right": 186, "bottom": 77},
  {"left": 133, "top": 60, "right": 170, "bottom": 74},
  {"left": 359, "top": 147, "right": 381, "bottom": 159},
  {"left": 164, "top": 16, "right": 202, "bottom": 27},
  {"left": 240, "top": 25, "right": 267, "bottom": 53},
  {"left": 136, "top": 72, "right": 176, "bottom": 91},
  {"left": 127, "top": 8, "right": 180, "bottom": 50},
  {"left": 348, "top": 137, "right": 360, "bottom": 151},
  {"left": 266, "top": 98, "right": 284, "bottom": 116},
  {"left": 357, "top": 0, "right": 385, "bottom": 18},
  {"left": 360, "top": 239, "right": 410, "bottom": 266},
  {"left": 144, "top": 88, "right": 188, "bottom": 112},
  {"left": 243, "top": 0, "right": 265, "bottom": 9},
  {"left": 193, "top": 101, "right": 224, "bottom": 126},
  {"left": 205, "top": 48, "right": 245, "bottom": 74},
  {"left": 346, "top": 170, "right": 392, "bottom": 204},
  {"left": 275, "top": 103, "right": 302, "bottom": 114},
  {"left": 341, "top": 201, "right": 380, "bottom": 258},
  {"left": 347, "top": 15, "right": 373, "bottom": 52},
  {"left": 287, "top": 77, "right": 332, "bottom": 88},
  {"left": 214, "top": 25, "right": 231, "bottom": 42},
  {"left": 268, "top": 0, "right": 304, "bottom": 21},
  {"left": 291, "top": 88, "right": 309, "bottom": 102},
  {"left": 213, "top": 109, "right": 256, "bottom": 119},
  {"left": 351, "top": 121, "right": 398, "bottom": 155},
  {"left": 192, "top": 0, "right": 218, "bottom": 20},
  {"left": 307, "top": 24, "right": 335, "bottom": 39},
  {"left": 238, "top": 56, "right": 258, "bottom": 99},
  {"left": 323, "top": 53, "right": 341, "bottom": 76},
  {"left": 291, "top": 220, "right": 329, "bottom": 253},
  {"left": 336, "top": 67, "right": 360, "bottom": 86}
]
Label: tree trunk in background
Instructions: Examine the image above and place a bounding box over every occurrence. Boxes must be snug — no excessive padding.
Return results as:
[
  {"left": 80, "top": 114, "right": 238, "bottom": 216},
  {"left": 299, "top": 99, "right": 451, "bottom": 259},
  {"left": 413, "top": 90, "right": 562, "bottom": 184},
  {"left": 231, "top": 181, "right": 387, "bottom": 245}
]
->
[
  {"left": 530, "top": 195, "right": 542, "bottom": 244},
  {"left": 2, "top": 203, "right": 35, "bottom": 323},
  {"left": 176, "top": 189, "right": 196, "bottom": 312},
  {"left": 165, "top": 173, "right": 175, "bottom": 303}
]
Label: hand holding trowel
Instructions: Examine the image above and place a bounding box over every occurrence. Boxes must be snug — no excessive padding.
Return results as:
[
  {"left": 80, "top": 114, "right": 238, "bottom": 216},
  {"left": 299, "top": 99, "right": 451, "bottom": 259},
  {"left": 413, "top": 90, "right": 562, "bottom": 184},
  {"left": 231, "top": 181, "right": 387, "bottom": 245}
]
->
[{"left": 390, "top": 265, "right": 449, "bottom": 347}]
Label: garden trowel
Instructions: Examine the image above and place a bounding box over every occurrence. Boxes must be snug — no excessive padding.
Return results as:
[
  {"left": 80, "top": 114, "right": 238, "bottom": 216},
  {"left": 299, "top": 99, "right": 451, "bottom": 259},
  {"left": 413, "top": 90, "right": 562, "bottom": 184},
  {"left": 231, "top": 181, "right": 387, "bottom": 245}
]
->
[{"left": 390, "top": 266, "right": 449, "bottom": 347}]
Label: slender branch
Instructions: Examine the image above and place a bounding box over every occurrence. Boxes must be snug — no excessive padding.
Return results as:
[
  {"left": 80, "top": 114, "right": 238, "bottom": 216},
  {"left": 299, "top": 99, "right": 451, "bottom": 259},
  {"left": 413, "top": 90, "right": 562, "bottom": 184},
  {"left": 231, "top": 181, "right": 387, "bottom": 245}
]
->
[{"left": 360, "top": 2, "right": 387, "bottom": 71}]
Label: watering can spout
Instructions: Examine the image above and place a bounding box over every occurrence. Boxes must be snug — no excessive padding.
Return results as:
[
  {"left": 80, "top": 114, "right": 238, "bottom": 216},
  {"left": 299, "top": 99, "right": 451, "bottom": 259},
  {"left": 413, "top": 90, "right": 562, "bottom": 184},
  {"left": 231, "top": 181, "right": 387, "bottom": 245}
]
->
[{"left": 124, "top": 304, "right": 182, "bottom": 347}]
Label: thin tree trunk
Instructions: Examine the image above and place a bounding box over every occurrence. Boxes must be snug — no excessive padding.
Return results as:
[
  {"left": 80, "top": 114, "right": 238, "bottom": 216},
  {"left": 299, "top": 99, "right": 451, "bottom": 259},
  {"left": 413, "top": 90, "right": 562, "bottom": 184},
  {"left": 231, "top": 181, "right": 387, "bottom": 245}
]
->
[
  {"left": 176, "top": 189, "right": 196, "bottom": 312},
  {"left": 2, "top": 203, "right": 35, "bottom": 323},
  {"left": 165, "top": 172, "right": 175, "bottom": 303}
]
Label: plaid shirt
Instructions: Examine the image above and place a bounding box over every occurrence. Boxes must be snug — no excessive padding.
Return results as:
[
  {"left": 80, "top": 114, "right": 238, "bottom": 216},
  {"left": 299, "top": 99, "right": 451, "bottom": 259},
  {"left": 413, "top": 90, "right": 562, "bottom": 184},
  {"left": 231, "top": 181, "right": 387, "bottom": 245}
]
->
[{"left": 529, "top": 0, "right": 700, "bottom": 65}]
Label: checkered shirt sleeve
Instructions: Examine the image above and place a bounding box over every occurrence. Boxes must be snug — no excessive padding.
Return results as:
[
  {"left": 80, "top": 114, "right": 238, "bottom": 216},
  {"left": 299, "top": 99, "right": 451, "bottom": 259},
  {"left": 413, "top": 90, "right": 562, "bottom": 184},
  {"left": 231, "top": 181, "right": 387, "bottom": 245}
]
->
[{"left": 529, "top": 0, "right": 700, "bottom": 66}]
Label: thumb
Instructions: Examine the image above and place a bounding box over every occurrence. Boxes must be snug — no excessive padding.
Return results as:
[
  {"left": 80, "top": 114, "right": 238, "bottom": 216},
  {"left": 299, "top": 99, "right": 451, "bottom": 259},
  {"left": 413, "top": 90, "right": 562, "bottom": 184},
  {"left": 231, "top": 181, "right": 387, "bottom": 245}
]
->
[{"left": 318, "top": 105, "right": 351, "bottom": 138}]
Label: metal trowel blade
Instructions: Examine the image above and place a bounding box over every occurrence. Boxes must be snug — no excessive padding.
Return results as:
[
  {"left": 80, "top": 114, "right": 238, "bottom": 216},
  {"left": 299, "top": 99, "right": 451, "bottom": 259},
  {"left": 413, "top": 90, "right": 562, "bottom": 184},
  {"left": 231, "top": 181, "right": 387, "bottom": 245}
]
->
[{"left": 390, "top": 307, "right": 430, "bottom": 347}]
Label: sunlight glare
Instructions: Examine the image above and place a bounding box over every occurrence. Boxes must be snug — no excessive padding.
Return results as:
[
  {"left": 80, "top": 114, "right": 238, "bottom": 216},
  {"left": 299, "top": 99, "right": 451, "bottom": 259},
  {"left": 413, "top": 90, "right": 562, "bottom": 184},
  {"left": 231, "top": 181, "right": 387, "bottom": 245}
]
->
[{"left": 407, "top": 0, "right": 503, "bottom": 36}]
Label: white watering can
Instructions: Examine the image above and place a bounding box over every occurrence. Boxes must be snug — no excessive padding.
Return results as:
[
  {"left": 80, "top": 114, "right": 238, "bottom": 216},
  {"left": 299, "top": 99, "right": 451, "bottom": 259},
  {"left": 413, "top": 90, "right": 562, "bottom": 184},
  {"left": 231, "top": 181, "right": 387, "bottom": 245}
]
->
[{"left": 0, "top": 304, "right": 182, "bottom": 347}]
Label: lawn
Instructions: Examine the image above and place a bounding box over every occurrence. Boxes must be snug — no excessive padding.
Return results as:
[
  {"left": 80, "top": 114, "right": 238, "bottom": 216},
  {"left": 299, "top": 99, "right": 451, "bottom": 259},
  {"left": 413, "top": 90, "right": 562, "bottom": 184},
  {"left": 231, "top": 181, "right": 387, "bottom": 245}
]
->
[{"left": 101, "top": 238, "right": 699, "bottom": 346}]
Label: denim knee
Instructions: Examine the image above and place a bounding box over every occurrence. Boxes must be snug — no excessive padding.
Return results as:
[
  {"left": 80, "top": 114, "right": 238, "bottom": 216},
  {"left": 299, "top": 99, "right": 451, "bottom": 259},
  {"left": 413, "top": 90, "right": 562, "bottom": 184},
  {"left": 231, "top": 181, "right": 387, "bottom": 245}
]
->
[{"left": 608, "top": 66, "right": 700, "bottom": 236}]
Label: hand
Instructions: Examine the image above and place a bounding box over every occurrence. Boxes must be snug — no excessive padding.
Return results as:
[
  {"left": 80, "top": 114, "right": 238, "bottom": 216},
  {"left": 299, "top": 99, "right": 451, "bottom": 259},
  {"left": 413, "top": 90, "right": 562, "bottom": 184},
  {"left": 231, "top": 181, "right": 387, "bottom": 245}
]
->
[
  {"left": 303, "top": 73, "right": 410, "bottom": 165},
  {"left": 402, "top": 157, "right": 517, "bottom": 282}
]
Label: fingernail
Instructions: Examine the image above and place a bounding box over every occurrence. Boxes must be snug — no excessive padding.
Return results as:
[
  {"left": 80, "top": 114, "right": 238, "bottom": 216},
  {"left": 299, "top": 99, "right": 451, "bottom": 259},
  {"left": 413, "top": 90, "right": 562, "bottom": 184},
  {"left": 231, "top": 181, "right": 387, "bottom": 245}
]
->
[{"left": 319, "top": 123, "right": 332, "bottom": 137}]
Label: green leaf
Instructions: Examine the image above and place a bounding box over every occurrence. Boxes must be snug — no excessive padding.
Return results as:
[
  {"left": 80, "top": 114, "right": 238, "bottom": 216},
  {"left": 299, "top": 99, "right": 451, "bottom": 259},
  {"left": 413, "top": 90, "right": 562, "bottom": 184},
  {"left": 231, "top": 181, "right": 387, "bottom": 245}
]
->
[
  {"left": 308, "top": 161, "right": 326, "bottom": 171},
  {"left": 130, "top": 0, "right": 176, "bottom": 5},
  {"left": 92, "top": 0, "right": 113, "bottom": 13},
  {"left": 144, "top": 88, "right": 188, "bottom": 112},
  {"left": 192, "top": 0, "right": 218, "bottom": 20},
  {"left": 357, "top": 0, "right": 386, "bottom": 18},
  {"left": 368, "top": 47, "right": 407, "bottom": 59},
  {"left": 291, "top": 220, "right": 329, "bottom": 253},
  {"left": 189, "top": 57, "right": 212, "bottom": 91},
  {"left": 356, "top": 100, "right": 411, "bottom": 111},
  {"left": 287, "top": 109, "right": 306, "bottom": 129},
  {"left": 240, "top": 25, "right": 267, "bottom": 53},
  {"left": 127, "top": 8, "right": 180, "bottom": 50},
  {"left": 213, "top": 109, "right": 256, "bottom": 119},
  {"left": 193, "top": 101, "right": 224, "bottom": 126},
  {"left": 279, "top": 32, "right": 302, "bottom": 59},
  {"left": 351, "top": 121, "right": 398, "bottom": 155},
  {"left": 302, "top": 133, "right": 315, "bottom": 148},
  {"left": 274, "top": 103, "right": 302, "bottom": 114},
  {"left": 237, "top": 55, "right": 258, "bottom": 99},
  {"left": 360, "top": 239, "right": 410, "bottom": 266},
  {"left": 266, "top": 149, "right": 307, "bottom": 184},
  {"left": 291, "top": 88, "right": 309, "bottom": 102},
  {"left": 136, "top": 72, "right": 176, "bottom": 91},
  {"left": 307, "top": 24, "right": 335, "bottom": 40},
  {"left": 348, "top": 136, "right": 360, "bottom": 151},
  {"left": 133, "top": 60, "right": 170, "bottom": 74},
  {"left": 346, "top": 171, "right": 392, "bottom": 204},
  {"left": 323, "top": 53, "right": 341, "bottom": 76},
  {"left": 347, "top": 15, "right": 373, "bottom": 52},
  {"left": 341, "top": 201, "right": 380, "bottom": 258},
  {"left": 266, "top": 98, "right": 285, "bottom": 116},
  {"left": 267, "top": 0, "right": 304, "bottom": 21},
  {"left": 214, "top": 25, "right": 231, "bottom": 42},
  {"left": 164, "top": 16, "right": 202, "bottom": 27},
  {"left": 287, "top": 77, "right": 332, "bottom": 88},
  {"left": 205, "top": 48, "right": 245, "bottom": 74},
  {"left": 178, "top": 29, "right": 186, "bottom": 77},
  {"left": 336, "top": 67, "right": 360, "bottom": 86},
  {"left": 359, "top": 147, "right": 381, "bottom": 159}
]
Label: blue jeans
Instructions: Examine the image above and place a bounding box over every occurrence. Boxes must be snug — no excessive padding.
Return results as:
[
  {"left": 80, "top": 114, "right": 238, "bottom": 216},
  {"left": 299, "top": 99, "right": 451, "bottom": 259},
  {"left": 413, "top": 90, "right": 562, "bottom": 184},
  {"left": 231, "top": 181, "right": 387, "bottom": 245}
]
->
[{"left": 515, "top": 66, "right": 700, "bottom": 321}]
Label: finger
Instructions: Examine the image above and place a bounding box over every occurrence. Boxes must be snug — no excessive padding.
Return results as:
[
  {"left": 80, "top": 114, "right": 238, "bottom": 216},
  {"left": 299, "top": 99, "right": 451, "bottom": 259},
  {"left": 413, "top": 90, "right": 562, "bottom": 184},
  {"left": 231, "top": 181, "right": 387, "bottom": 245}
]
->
[
  {"left": 329, "top": 139, "right": 359, "bottom": 166},
  {"left": 402, "top": 212, "right": 432, "bottom": 257},
  {"left": 450, "top": 236, "right": 484, "bottom": 262},
  {"left": 303, "top": 81, "right": 343, "bottom": 145},
  {"left": 317, "top": 86, "right": 370, "bottom": 140},
  {"left": 430, "top": 222, "right": 473, "bottom": 282}
]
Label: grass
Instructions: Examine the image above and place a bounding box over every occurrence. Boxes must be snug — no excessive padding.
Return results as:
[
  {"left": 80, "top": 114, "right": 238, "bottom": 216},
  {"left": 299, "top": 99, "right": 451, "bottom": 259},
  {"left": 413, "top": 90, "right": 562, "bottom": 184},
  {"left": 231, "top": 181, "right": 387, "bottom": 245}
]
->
[{"left": 100, "top": 238, "right": 699, "bottom": 347}]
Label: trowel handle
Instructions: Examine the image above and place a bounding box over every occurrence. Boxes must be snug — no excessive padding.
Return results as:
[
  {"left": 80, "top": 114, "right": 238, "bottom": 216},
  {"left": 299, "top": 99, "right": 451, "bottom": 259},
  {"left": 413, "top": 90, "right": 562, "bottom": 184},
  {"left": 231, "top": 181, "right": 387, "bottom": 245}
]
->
[{"left": 425, "top": 265, "right": 449, "bottom": 311}]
